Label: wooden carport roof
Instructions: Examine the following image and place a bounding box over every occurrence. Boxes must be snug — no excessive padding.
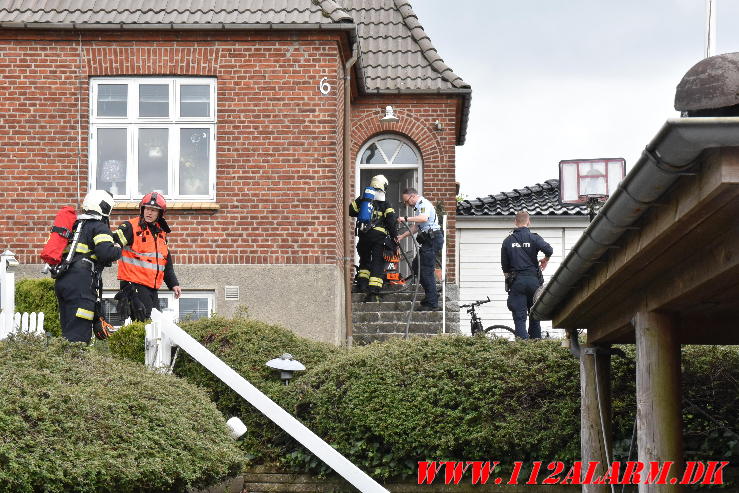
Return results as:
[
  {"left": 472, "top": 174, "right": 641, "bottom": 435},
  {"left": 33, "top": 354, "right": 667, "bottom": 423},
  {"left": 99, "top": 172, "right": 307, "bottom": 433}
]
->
[{"left": 531, "top": 117, "right": 739, "bottom": 344}]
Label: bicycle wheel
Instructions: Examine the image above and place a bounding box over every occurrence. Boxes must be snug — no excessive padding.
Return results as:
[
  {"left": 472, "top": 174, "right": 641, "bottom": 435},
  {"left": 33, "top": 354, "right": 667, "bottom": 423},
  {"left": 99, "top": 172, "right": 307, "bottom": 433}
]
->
[{"left": 483, "top": 325, "right": 516, "bottom": 337}]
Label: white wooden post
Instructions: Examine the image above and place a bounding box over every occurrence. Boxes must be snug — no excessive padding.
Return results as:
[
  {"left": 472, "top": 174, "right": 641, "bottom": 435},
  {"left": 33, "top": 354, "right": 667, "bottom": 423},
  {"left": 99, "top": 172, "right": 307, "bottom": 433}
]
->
[
  {"left": 0, "top": 250, "right": 18, "bottom": 338},
  {"left": 147, "top": 309, "right": 389, "bottom": 493},
  {"left": 442, "top": 213, "right": 447, "bottom": 334}
]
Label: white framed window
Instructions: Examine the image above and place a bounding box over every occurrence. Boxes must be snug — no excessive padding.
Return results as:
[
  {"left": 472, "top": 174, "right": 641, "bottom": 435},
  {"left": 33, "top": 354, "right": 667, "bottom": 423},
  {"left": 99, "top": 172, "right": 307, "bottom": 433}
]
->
[
  {"left": 101, "top": 290, "right": 215, "bottom": 327},
  {"left": 90, "top": 78, "right": 217, "bottom": 201}
]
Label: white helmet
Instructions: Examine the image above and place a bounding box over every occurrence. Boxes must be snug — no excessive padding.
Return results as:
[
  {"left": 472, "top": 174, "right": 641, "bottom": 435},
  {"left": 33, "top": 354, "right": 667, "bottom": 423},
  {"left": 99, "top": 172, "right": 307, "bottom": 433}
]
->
[
  {"left": 370, "top": 174, "right": 388, "bottom": 192},
  {"left": 82, "top": 189, "right": 115, "bottom": 217}
]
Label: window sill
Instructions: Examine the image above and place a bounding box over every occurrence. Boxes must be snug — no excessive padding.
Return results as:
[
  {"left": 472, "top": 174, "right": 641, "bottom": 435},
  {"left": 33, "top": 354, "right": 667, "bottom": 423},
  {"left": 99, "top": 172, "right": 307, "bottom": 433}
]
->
[{"left": 111, "top": 201, "right": 219, "bottom": 214}]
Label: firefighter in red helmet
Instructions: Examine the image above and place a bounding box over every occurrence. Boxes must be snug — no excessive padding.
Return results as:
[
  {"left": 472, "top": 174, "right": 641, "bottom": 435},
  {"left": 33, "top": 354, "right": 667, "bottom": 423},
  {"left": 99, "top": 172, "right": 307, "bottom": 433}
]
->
[{"left": 113, "top": 192, "right": 181, "bottom": 321}]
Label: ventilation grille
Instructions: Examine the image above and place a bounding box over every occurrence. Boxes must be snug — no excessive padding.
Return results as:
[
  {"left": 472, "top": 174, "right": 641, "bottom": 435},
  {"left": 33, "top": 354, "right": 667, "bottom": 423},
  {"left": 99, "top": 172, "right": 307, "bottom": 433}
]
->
[{"left": 224, "top": 286, "right": 240, "bottom": 301}]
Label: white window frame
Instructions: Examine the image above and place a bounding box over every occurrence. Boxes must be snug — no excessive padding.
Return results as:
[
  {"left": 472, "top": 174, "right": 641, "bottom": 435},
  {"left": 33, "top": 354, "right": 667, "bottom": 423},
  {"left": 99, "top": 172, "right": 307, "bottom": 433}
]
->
[
  {"left": 90, "top": 77, "right": 217, "bottom": 202},
  {"left": 355, "top": 134, "right": 422, "bottom": 197},
  {"left": 102, "top": 290, "right": 215, "bottom": 327}
]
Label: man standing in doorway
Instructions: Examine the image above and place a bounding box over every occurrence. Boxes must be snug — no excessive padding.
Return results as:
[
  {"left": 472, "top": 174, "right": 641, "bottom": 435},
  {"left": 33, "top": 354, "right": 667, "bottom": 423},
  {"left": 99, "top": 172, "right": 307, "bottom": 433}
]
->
[
  {"left": 398, "top": 188, "right": 444, "bottom": 310},
  {"left": 501, "top": 211, "right": 553, "bottom": 339}
]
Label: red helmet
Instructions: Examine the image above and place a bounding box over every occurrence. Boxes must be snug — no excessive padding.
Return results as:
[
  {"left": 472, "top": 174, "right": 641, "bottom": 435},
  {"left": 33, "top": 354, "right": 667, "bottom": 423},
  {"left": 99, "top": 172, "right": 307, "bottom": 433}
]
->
[{"left": 139, "top": 192, "right": 167, "bottom": 216}]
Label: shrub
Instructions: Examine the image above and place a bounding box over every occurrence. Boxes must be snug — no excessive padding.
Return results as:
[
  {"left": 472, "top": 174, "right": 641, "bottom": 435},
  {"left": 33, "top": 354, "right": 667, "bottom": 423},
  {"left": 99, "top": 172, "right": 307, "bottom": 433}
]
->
[
  {"left": 108, "top": 321, "right": 147, "bottom": 364},
  {"left": 172, "top": 316, "right": 340, "bottom": 464},
  {"left": 286, "top": 336, "right": 581, "bottom": 480},
  {"left": 15, "top": 278, "right": 60, "bottom": 336},
  {"left": 0, "top": 335, "right": 245, "bottom": 493}
]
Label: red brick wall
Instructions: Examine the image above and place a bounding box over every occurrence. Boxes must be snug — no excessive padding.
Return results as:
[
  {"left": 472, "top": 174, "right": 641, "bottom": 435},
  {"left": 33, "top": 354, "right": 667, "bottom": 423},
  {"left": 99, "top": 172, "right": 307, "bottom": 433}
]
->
[
  {"left": 0, "top": 30, "right": 345, "bottom": 266},
  {"left": 351, "top": 97, "right": 459, "bottom": 282}
]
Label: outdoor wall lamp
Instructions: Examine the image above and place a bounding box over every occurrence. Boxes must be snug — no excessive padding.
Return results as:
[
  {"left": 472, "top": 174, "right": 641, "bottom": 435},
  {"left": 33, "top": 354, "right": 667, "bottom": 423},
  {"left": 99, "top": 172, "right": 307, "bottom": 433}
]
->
[
  {"left": 265, "top": 353, "right": 306, "bottom": 385},
  {"left": 380, "top": 105, "right": 399, "bottom": 123}
]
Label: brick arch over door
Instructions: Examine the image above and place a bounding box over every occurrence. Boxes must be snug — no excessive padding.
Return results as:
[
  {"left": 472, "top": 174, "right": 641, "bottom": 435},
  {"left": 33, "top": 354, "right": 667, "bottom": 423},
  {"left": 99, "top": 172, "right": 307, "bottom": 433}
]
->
[{"left": 351, "top": 111, "right": 443, "bottom": 171}]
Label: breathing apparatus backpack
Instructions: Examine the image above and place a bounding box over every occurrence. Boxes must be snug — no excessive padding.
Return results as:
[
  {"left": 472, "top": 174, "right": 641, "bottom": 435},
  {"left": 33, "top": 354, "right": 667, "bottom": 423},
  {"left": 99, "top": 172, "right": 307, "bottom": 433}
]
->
[
  {"left": 356, "top": 187, "right": 378, "bottom": 234},
  {"left": 41, "top": 208, "right": 90, "bottom": 279}
]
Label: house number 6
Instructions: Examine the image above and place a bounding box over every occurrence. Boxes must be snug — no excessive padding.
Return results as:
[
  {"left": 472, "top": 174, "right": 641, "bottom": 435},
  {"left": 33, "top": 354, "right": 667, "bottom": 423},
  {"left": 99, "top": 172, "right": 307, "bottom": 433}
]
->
[{"left": 319, "top": 77, "right": 331, "bottom": 95}]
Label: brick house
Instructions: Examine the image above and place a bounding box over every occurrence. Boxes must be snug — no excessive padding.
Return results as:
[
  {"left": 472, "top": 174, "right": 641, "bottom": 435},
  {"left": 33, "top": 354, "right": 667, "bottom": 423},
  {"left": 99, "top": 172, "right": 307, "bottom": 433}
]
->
[{"left": 0, "top": 1, "right": 471, "bottom": 344}]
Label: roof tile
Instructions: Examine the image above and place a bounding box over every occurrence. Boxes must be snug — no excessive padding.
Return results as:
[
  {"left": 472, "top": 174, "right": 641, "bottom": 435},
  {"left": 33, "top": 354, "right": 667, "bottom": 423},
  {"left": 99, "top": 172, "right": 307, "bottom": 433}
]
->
[{"left": 456, "top": 179, "right": 591, "bottom": 217}]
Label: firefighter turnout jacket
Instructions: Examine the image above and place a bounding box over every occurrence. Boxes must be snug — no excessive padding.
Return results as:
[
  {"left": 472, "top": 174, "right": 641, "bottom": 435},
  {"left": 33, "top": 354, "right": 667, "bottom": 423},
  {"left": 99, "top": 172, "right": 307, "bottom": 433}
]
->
[
  {"left": 349, "top": 197, "right": 399, "bottom": 238},
  {"left": 349, "top": 197, "right": 399, "bottom": 293},
  {"left": 54, "top": 218, "right": 121, "bottom": 343},
  {"left": 115, "top": 218, "right": 179, "bottom": 290}
]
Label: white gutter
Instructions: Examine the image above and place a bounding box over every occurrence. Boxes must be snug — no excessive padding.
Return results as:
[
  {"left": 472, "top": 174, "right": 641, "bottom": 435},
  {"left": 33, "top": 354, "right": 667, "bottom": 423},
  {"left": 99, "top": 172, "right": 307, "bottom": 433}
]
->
[{"left": 531, "top": 117, "right": 739, "bottom": 322}]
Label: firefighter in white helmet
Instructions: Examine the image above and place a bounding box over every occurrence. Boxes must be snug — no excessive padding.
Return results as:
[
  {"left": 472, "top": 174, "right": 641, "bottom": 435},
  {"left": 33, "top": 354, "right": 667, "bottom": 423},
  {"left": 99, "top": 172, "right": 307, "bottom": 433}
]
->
[
  {"left": 349, "top": 175, "right": 399, "bottom": 298},
  {"left": 54, "top": 190, "right": 121, "bottom": 343}
]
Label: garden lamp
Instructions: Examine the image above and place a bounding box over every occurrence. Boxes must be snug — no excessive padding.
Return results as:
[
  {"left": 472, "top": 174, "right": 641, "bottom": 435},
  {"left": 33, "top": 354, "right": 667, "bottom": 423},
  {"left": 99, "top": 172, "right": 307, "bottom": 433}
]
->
[{"left": 265, "top": 353, "right": 305, "bottom": 385}]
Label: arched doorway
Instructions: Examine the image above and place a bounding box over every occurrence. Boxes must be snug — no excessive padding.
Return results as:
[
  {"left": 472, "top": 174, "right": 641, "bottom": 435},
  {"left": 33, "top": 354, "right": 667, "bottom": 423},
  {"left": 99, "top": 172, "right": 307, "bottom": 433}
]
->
[{"left": 355, "top": 134, "right": 422, "bottom": 276}]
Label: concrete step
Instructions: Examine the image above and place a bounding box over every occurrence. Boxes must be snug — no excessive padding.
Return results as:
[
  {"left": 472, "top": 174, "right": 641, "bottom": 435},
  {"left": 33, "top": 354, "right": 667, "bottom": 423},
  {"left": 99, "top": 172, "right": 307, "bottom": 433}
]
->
[
  {"left": 352, "top": 310, "right": 459, "bottom": 323},
  {"left": 353, "top": 321, "right": 445, "bottom": 335},
  {"left": 352, "top": 300, "right": 459, "bottom": 313},
  {"left": 351, "top": 290, "right": 450, "bottom": 303}
]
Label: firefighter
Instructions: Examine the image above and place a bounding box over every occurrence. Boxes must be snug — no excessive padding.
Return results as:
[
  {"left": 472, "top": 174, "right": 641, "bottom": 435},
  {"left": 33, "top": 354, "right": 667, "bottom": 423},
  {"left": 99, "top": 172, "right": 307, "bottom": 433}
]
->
[
  {"left": 349, "top": 175, "right": 399, "bottom": 297},
  {"left": 54, "top": 190, "right": 121, "bottom": 343},
  {"left": 113, "top": 192, "right": 181, "bottom": 321}
]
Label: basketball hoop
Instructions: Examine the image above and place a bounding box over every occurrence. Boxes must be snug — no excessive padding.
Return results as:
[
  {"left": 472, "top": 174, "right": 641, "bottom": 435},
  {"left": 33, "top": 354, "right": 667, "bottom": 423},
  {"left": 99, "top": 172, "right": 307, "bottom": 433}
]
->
[{"left": 559, "top": 158, "right": 625, "bottom": 221}]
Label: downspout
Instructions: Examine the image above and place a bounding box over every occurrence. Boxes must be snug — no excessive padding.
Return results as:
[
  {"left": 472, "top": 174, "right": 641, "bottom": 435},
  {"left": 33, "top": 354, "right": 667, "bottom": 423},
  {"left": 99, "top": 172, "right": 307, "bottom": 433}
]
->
[{"left": 343, "top": 43, "right": 359, "bottom": 346}]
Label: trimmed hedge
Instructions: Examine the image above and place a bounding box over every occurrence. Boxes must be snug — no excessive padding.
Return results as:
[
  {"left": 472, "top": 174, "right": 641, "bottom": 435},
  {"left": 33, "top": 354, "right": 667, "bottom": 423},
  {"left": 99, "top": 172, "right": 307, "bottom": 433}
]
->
[
  {"left": 108, "top": 321, "right": 147, "bottom": 364},
  {"left": 171, "top": 316, "right": 340, "bottom": 464},
  {"left": 15, "top": 278, "right": 60, "bottom": 336},
  {"left": 0, "top": 335, "right": 244, "bottom": 493},
  {"left": 286, "top": 336, "right": 581, "bottom": 479}
]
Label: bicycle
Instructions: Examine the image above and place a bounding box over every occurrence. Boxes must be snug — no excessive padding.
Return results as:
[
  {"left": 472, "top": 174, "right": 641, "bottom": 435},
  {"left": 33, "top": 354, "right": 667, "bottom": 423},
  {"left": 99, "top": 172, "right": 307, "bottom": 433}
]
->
[{"left": 460, "top": 296, "right": 515, "bottom": 337}]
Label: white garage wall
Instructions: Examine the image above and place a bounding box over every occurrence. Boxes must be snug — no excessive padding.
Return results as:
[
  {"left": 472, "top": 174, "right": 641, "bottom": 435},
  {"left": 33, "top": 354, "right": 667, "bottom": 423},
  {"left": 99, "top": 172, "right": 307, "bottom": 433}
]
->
[{"left": 456, "top": 216, "right": 588, "bottom": 339}]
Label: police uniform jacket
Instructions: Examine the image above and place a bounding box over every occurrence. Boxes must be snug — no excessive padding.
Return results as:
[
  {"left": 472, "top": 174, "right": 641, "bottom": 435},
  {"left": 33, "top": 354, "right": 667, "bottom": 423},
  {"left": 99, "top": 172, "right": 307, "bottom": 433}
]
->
[
  {"left": 501, "top": 227, "right": 553, "bottom": 276},
  {"left": 349, "top": 198, "right": 399, "bottom": 239}
]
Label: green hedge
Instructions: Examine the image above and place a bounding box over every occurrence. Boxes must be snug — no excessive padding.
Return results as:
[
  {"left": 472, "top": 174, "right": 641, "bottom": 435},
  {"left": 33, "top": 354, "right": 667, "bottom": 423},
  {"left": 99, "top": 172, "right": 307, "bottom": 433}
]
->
[
  {"left": 171, "top": 316, "right": 340, "bottom": 464},
  {"left": 15, "top": 278, "right": 60, "bottom": 336},
  {"left": 108, "top": 321, "right": 147, "bottom": 363},
  {"left": 0, "top": 335, "right": 244, "bottom": 493}
]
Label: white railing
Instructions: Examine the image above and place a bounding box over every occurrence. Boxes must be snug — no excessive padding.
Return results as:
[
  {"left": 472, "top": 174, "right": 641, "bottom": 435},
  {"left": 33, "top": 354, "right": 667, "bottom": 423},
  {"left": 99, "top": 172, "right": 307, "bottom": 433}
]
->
[
  {"left": 0, "top": 250, "right": 45, "bottom": 339},
  {"left": 146, "top": 309, "right": 389, "bottom": 493}
]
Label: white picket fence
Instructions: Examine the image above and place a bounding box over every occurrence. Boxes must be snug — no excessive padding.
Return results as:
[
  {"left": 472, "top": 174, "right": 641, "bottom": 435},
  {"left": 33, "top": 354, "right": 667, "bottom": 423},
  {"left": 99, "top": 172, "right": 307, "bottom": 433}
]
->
[{"left": 0, "top": 249, "right": 45, "bottom": 339}]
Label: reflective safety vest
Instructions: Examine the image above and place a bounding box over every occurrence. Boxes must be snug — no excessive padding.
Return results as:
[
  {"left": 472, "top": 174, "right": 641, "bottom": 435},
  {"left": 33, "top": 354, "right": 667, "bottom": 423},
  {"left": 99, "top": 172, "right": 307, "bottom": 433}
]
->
[{"left": 118, "top": 218, "right": 168, "bottom": 289}]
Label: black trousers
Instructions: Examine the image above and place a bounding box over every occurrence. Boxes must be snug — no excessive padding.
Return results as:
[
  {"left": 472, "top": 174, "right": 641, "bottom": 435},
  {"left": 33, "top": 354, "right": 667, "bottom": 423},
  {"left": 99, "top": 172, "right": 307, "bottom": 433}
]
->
[
  {"left": 356, "top": 230, "right": 387, "bottom": 294},
  {"left": 506, "top": 274, "right": 542, "bottom": 339},
  {"left": 55, "top": 262, "right": 97, "bottom": 343},
  {"left": 121, "top": 281, "right": 160, "bottom": 321}
]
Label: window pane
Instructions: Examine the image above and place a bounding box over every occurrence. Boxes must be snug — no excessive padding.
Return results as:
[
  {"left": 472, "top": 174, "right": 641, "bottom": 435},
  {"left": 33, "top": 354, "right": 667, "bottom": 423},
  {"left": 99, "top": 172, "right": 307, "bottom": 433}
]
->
[
  {"left": 158, "top": 298, "right": 168, "bottom": 311},
  {"left": 180, "top": 85, "right": 210, "bottom": 117},
  {"left": 377, "top": 138, "right": 401, "bottom": 161},
  {"left": 101, "top": 298, "right": 126, "bottom": 327},
  {"left": 179, "top": 297, "right": 209, "bottom": 321},
  {"left": 97, "top": 128, "right": 127, "bottom": 195},
  {"left": 360, "top": 143, "right": 385, "bottom": 164},
  {"left": 139, "top": 84, "right": 169, "bottom": 117},
  {"left": 393, "top": 143, "right": 417, "bottom": 164},
  {"left": 179, "top": 129, "right": 210, "bottom": 195},
  {"left": 97, "top": 84, "right": 127, "bottom": 117},
  {"left": 138, "top": 128, "right": 169, "bottom": 195}
]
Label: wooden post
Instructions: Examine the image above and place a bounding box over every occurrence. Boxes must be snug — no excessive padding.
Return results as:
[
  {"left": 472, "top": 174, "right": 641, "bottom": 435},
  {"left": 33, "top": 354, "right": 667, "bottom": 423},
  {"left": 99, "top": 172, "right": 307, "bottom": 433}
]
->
[
  {"left": 581, "top": 343, "right": 612, "bottom": 493},
  {"left": 634, "top": 311, "right": 683, "bottom": 492}
]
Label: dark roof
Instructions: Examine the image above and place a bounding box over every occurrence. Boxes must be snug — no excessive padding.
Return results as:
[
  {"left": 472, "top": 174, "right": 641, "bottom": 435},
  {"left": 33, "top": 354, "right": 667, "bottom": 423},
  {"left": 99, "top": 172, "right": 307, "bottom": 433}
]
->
[
  {"left": 456, "top": 179, "right": 590, "bottom": 217},
  {"left": 0, "top": 0, "right": 472, "bottom": 143}
]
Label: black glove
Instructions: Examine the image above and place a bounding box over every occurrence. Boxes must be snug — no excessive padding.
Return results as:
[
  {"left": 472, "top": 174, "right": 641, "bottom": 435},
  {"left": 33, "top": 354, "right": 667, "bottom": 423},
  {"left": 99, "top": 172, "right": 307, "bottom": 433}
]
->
[
  {"left": 114, "top": 288, "right": 132, "bottom": 322},
  {"left": 129, "top": 286, "right": 148, "bottom": 322},
  {"left": 93, "top": 316, "right": 115, "bottom": 340}
]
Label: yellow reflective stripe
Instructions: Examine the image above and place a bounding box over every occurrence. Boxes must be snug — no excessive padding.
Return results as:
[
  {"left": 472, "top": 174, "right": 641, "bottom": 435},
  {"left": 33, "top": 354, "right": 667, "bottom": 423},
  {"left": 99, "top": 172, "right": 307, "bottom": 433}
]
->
[
  {"left": 115, "top": 229, "right": 128, "bottom": 246},
  {"left": 75, "top": 243, "right": 91, "bottom": 253},
  {"left": 75, "top": 308, "right": 94, "bottom": 320},
  {"left": 385, "top": 208, "right": 395, "bottom": 214},
  {"left": 93, "top": 234, "right": 114, "bottom": 245},
  {"left": 368, "top": 277, "right": 383, "bottom": 287},
  {"left": 351, "top": 201, "right": 359, "bottom": 212},
  {"left": 357, "top": 270, "right": 370, "bottom": 279},
  {"left": 372, "top": 227, "right": 387, "bottom": 234}
]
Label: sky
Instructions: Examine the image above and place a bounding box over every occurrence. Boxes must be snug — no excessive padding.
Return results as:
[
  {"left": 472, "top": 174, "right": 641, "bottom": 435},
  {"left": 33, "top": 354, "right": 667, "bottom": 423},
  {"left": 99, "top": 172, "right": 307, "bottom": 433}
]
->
[{"left": 410, "top": 0, "right": 739, "bottom": 199}]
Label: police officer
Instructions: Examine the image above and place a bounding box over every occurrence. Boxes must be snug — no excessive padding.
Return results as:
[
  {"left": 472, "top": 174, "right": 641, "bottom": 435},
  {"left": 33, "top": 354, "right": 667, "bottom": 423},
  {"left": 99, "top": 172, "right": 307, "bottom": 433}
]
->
[
  {"left": 501, "top": 211, "right": 553, "bottom": 339},
  {"left": 54, "top": 190, "right": 121, "bottom": 343},
  {"left": 397, "top": 188, "right": 444, "bottom": 310},
  {"left": 349, "top": 175, "right": 399, "bottom": 297},
  {"left": 114, "top": 191, "right": 181, "bottom": 321}
]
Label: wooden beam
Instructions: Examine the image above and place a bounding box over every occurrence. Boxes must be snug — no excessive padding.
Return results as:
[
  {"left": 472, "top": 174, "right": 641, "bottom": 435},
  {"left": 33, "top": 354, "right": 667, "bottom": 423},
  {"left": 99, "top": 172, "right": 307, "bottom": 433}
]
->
[
  {"left": 634, "top": 312, "right": 683, "bottom": 492},
  {"left": 581, "top": 344, "right": 612, "bottom": 493}
]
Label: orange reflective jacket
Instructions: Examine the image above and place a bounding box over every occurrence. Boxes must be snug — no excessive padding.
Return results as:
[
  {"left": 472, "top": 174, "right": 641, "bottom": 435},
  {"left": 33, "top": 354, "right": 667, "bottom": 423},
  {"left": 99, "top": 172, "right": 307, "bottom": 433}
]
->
[{"left": 118, "top": 218, "right": 169, "bottom": 289}]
